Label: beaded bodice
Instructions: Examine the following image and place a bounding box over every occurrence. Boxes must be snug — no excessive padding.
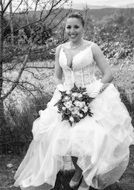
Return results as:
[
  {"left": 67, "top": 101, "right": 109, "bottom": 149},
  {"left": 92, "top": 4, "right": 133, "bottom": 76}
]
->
[{"left": 59, "top": 44, "right": 97, "bottom": 89}]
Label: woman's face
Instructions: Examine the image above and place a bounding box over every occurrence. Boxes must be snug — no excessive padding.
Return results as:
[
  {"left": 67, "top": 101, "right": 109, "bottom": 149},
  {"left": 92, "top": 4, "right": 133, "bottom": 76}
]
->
[{"left": 65, "top": 17, "right": 84, "bottom": 43}]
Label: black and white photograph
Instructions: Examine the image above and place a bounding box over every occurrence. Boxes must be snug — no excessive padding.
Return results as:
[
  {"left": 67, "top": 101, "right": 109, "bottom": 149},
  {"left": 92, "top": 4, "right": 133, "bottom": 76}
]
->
[{"left": 0, "top": 0, "right": 134, "bottom": 190}]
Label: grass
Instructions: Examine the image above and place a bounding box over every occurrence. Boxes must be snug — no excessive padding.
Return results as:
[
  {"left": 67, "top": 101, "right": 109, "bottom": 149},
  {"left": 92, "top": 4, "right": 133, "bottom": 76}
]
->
[{"left": 0, "top": 155, "right": 21, "bottom": 190}]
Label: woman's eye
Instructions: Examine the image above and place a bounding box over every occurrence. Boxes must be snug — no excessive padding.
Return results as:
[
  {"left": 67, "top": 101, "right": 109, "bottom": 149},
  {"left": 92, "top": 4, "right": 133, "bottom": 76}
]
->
[
  {"left": 74, "top": 25, "right": 79, "bottom": 29},
  {"left": 66, "top": 25, "right": 79, "bottom": 29},
  {"left": 66, "top": 26, "right": 71, "bottom": 29}
]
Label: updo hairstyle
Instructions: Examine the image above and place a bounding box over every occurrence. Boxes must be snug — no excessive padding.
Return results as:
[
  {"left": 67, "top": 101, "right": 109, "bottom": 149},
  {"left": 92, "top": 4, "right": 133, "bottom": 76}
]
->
[{"left": 67, "top": 12, "right": 85, "bottom": 27}]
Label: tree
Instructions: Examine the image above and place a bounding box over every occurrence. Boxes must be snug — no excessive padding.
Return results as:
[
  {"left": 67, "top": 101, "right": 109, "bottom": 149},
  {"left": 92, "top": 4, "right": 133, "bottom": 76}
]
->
[
  {"left": 0, "top": 0, "right": 70, "bottom": 132},
  {"left": 9, "top": 0, "right": 14, "bottom": 45}
]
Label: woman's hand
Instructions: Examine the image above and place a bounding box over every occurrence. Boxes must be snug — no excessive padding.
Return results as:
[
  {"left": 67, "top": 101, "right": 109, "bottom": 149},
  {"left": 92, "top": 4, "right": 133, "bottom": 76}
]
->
[
  {"left": 56, "top": 84, "right": 65, "bottom": 92},
  {"left": 99, "top": 83, "right": 110, "bottom": 93},
  {"left": 86, "top": 80, "right": 104, "bottom": 98}
]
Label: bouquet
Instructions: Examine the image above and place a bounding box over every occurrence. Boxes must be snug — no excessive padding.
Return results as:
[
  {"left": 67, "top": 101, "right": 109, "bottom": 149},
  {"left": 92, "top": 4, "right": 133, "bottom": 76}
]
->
[{"left": 55, "top": 84, "right": 94, "bottom": 126}]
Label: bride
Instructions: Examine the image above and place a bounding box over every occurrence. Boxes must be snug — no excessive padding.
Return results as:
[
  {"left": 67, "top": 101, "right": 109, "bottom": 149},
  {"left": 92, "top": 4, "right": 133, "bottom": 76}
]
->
[{"left": 14, "top": 12, "right": 134, "bottom": 190}]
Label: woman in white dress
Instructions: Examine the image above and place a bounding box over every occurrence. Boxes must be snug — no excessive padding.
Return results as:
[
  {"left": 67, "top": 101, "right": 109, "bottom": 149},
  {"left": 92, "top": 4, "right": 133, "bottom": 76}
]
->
[{"left": 14, "top": 12, "right": 134, "bottom": 190}]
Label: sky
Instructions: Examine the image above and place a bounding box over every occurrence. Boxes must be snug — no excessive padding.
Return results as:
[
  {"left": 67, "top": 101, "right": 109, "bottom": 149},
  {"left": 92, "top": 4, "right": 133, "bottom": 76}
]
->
[{"left": 72, "top": 0, "right": 134, "bottom": 7}]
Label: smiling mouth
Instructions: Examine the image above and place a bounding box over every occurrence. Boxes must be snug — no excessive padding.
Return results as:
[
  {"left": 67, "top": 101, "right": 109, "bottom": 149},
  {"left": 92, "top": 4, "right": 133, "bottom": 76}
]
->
[{"left": 70, "top": 34, "right": 77, "bottom": 38}]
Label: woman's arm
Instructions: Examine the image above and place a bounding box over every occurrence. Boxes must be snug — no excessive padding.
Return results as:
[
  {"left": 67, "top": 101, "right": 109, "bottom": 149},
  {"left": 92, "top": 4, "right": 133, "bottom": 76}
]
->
[
  {"left": 91, "top": 43, "right": 113, "bottom": 84},
  {"left": 54, "top": 45, "right": 63, "bottom": 85}
]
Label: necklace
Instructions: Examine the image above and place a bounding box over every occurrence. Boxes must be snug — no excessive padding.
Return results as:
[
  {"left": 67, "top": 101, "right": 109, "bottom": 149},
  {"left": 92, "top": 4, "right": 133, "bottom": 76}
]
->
[{"left": 69, "top": 39, "right": 84, "bottom": 50}]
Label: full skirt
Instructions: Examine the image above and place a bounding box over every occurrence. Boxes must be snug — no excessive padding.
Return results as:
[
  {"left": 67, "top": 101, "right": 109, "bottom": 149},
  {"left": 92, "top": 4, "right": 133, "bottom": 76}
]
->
[{"left": 14, "top": 83, "right": 134, "bottom": 190}]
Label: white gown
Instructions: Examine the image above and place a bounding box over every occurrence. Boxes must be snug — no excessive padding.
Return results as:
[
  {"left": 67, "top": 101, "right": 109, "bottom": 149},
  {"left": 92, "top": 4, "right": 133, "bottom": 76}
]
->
[{"left": 14, "top": 44, "right": 134, "bottom": 190}]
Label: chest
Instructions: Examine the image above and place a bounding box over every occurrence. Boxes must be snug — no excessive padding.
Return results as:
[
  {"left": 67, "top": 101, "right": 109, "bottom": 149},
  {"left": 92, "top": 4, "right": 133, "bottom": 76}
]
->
[{"left": 59, "top": 46, "right": 94, "bottom": 70}]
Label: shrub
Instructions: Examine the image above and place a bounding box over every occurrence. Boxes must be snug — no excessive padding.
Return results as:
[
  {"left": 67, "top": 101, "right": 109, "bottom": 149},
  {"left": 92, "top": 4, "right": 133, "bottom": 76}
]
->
[{"left": 0, "top": 92, "right": 51, "bottom": 154}]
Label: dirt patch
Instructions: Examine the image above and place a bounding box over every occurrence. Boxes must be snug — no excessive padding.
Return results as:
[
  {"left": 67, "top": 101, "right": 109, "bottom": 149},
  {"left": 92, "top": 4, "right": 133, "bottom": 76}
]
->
[{"left": 0, "top": 146, "right": 134, "bottom": 190}]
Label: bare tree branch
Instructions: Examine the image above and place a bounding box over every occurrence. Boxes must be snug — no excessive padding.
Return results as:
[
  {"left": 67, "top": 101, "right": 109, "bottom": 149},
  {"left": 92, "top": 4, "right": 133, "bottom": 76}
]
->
[
  {"left": 39, "top": 0, "right": 50, "bottom": 19},
  {"left": 3, "top": 62, "right": 19, "bottom": 72},
  {"left": 17, "top": 83, "right": 38, "bottom": 99},
  {"left": 23, "top": 69, "right": 48, "bottom": 80},
  {"left": 2, "top": 0, "right": 6, "bottom": 6},
  {"left": 19, "top": 80, "right": 41, "bottom": 91},
  {"left": 47, "top": 6, "right": 68, "bottom": 27},
  {"left": 33, "top": 0, "right": 40, "bottom": 14},
  {"left": 40, "top": 0, "right": 66, "bottom": 22},
  {"left": 2, "top": 52, "right": 29, "bottom": 100},
  {"left": 4, "top": 0, "right": 69, "bottom": 40},
  {"left": 0, "top": 0, "right": 4, "bottom": 12},
  {"left": 25, "top": 66, "right": 54, "bottom": 69},
  {"left": 3, "top": 77, "right": 42, "bottom": 92},
  {"left": 50, "top": 10, "right": 69, "bottom": 31},
  {"left": 12, "top": 0, "right": 24, "bottom": 14},
  {"left": 3, "top": 0, "right": 13, "bottom": 13}
]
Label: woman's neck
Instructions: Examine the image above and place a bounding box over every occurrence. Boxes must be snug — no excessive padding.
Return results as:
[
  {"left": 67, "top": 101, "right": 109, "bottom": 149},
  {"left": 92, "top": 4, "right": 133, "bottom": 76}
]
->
[{"left": 69, "top": 39, "right": 84, "bottom": 49}]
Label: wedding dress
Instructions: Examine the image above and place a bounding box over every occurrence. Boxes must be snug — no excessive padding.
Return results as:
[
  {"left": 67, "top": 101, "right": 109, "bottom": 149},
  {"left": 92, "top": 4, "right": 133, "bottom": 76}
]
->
[{"left": 14, "top": 43, "right": 134, "bottom": 190}]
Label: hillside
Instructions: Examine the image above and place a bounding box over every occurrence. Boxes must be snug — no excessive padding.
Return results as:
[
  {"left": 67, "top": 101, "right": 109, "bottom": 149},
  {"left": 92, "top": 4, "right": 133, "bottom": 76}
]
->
[
  {"left": 84, "top": 8, "right": 134, "bottom": 20},
  {"left": 5, "top": 7, "right": 134, "bottom": 23}
]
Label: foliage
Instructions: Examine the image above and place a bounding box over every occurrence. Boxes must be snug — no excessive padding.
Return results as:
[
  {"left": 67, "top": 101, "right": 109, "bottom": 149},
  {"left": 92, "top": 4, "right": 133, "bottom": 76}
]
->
[
  {"left": 3, "top": 8, "right": 134, "bottom": 63},
  {"left": 0, "top": 92, "right": 51, "bottom": 155},
  {"left": 91, "top": 12, "right": 134, "bottom": 59},
  {"left": 29, "top": 22, "right": 52, "bottom": 45}
]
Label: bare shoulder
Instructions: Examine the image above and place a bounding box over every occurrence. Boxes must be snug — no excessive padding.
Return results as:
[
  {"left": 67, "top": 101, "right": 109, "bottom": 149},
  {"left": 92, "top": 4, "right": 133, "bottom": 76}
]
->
[
  {"left": 55, "top": 44, "right": 64, "bottom": 57},
  {"left": 61, "top": 41, "right": 70, "bottom": 49},
  {"left": 56, "top": 44, "right": 62, "bottom": 52},
  {"left": 83, "top": 39, "right": 93, "bottom": 46},
  {"left": 90, "top": 42, "right": 102, "bottom": 53}
]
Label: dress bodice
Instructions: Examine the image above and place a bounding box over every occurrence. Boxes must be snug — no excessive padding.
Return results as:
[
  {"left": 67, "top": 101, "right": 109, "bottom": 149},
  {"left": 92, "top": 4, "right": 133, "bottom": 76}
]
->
[{"left": 59, "top": 43, "right": 97, "bottom": 89}]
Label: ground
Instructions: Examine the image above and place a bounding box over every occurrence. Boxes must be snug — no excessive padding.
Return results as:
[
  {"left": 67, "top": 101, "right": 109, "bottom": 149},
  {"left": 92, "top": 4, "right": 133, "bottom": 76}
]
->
[{"left": 0, "top": 146, "right": 134, "bottom": 190}]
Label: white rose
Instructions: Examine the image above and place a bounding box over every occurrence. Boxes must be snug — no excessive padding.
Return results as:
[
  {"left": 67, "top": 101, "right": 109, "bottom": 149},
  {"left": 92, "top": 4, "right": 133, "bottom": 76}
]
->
[
  {"left": 64, "top": 96, "right": 70, "bottom": 101},
  {"left": 82, "top": 106, "right": 88, "bottom": 113},
  {"left": 62, "top": 107, "right": 66, "bottom": 110},
  {"left": 74, "top": 107, "right": 79, "bottom": 112},
  {"left": 64, "top": 101, "right": 72, "bottom": 108},
  {"left": 81, "top": 101, "right": 85, "bottom": 106},
  {"left": 72, "top": 96, "right": 75, "bottom": 101},
  {"left": 82, "top": 91, "right": 87, "bottom": 95},
  {"left": 66, "top": 90, "right": 71, "bottom": 95},
  {"left": 69, "top": 116, "right": 74, "bottom": 122},
  {"left": 72, "top": 110, "right": 79, "bottom": 115},
  {"left": 78, "top": 94, "right": 82, "bottom": 98},
  {"left": 72, "top": 92, "right": 78, "bottom": 97},
  {"left": 78, "top": 102, "right": 85, "bottom": 108},
  {"left": 80, "top": 114, "right": 83, "bottom": 118},
  {"left": 74, "top": 100, "right": 79, "bottom": 106}
]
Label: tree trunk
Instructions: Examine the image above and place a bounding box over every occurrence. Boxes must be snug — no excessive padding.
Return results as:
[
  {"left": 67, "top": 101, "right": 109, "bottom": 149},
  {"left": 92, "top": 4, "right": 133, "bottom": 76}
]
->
[
  {"left": 10, "top": 1, "right": 14, "bottom": 46},
  {"left": 0, "top": 8, "right": 6, "bottom": 131}
]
